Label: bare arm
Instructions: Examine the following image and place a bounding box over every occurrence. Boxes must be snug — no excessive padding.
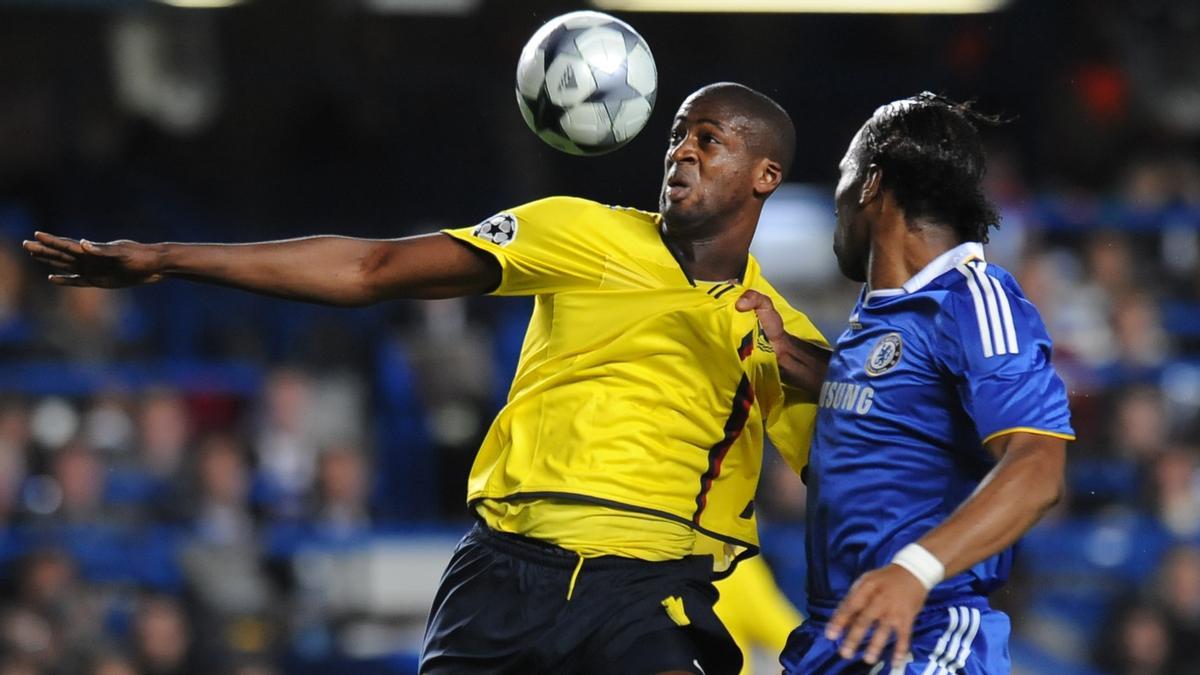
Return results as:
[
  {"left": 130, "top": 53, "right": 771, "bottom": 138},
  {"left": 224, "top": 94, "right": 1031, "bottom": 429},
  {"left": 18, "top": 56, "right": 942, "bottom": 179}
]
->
[
  {"left": 827, "top": 432, "right": 1066, "bottom": 668},
  {"left": 22, "top": 231, "right": 501, "bottom": 306},
  {"left": 735, "top": 289, "right": 832, "bottom": 401},
  {"left": 916, "top": 432, "right": 1065, "bottom": 576}
]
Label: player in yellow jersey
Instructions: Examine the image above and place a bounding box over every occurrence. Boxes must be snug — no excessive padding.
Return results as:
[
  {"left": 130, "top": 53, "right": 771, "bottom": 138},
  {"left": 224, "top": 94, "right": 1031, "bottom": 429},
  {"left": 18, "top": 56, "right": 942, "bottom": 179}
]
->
[
  {"left": 715, "top": 555, "right": 804, "bottom": 675},
  {"left": 24, "top": 82, "right": 831, "bottom": 675}
]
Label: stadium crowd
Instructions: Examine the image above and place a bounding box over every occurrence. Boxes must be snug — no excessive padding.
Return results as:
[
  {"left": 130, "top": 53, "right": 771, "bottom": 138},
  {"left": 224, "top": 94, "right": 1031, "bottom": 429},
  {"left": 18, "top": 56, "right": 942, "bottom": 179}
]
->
[
  {"left": 0, "top": 148, "right": 1198, "bottom": 674},
  {"left": 1, "top": 1, "right": 1199, "bottom": 673}
]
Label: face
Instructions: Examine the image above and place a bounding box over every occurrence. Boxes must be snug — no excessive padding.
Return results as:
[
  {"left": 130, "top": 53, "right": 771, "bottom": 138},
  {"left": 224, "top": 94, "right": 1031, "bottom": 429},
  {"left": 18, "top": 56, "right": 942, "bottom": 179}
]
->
[
  {"left": 660, "top": 93, "right": 760, "bottom": 234},
  {"left": 832, "top": 124, "right": 871, "bottom": 282}
]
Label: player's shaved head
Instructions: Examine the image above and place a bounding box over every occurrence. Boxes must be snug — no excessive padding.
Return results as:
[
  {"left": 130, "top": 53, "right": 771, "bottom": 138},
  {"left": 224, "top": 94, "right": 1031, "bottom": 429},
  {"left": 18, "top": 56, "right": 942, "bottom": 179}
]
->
[{"left": 689, "top": 82, "right": 796, "bottom": 181}]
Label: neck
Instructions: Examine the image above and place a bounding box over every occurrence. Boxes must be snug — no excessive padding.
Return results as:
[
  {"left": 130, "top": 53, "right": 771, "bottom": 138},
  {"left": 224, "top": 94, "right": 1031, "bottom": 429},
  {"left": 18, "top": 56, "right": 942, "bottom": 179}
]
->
[
  {"left": 662, "top": 211, "right": 759, "bottom": 282},
  {"left": 867, "top": 213, "right": 961, "bottom": 291}
]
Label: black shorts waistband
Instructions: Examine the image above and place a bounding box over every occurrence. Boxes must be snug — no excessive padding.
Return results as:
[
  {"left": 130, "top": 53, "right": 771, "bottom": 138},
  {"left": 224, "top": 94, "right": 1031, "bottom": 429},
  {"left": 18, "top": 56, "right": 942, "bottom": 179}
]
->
[{"left": 469, "top": 522, "right": 713, "bottom": 575}]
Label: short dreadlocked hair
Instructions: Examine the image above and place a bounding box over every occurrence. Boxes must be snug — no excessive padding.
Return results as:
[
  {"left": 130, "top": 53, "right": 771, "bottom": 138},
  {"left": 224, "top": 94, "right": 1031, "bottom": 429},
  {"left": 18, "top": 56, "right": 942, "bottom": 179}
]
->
[{"left": 858, "top": 92, "right": 1004, "bottom": 243}]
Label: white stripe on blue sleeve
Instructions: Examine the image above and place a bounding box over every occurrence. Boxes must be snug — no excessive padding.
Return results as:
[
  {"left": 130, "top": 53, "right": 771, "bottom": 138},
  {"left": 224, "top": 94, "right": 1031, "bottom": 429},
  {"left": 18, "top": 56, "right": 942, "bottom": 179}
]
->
[
  {"left": 987, "top": 274, "right": 1020, "bottom": 355},
  {"left": 957, "top": 265, "right": 994, "bottom": 359}
]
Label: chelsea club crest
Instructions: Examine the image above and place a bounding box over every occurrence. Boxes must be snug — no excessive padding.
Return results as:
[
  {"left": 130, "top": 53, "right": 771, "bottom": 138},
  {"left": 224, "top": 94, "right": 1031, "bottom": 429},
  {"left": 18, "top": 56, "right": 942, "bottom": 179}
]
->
[{"left": 865, "top": 333, "right": 903, "bottom": 377}]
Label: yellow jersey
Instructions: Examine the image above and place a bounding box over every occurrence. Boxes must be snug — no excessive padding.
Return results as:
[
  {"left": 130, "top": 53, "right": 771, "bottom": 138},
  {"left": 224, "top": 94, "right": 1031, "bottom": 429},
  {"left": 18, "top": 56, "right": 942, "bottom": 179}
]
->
[{"left": 444, "top": 197, "right": 826, "bottom": 572}]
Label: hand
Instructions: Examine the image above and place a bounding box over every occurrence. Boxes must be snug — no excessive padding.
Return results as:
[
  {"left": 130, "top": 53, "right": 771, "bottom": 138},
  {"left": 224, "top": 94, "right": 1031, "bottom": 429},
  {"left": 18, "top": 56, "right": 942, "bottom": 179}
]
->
[
  {"left": 735, "top": 290, "right": 831, "bottom": 397},
  {"left": 825, "top": 564, "right": 929, "bottom": 669},
  {"left": 735, "top": 289, "right": 787, "bottom": 350},
  {"left": 23, "top": 232, "right": 165, "bottom": 288}
]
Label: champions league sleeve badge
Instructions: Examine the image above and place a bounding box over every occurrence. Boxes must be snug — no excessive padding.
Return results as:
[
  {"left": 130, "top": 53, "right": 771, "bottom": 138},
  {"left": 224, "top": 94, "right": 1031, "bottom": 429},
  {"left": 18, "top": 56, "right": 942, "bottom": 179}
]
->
[
  {"left": 865, "top": 332, "right": 903, "bottom": 376},
  {"left": 472, "top": 213, "right": 518, "bottom": 246}
]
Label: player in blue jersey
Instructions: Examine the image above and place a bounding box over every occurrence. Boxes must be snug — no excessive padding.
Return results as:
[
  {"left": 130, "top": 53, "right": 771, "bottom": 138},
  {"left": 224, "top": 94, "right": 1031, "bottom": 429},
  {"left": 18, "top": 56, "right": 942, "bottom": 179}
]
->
[{"left": 739, "top": 93, "right": 1074, "bottom": 674}]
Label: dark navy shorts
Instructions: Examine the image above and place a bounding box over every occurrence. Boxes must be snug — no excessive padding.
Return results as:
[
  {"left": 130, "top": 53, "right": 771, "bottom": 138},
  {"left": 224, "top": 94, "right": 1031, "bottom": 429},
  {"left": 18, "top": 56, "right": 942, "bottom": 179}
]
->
[
  {"left": 781, "top": 599, "right": 1011, "bottom": 674},
  {"left": 420, "top": 523, "right": 742, "bottom": 675}
]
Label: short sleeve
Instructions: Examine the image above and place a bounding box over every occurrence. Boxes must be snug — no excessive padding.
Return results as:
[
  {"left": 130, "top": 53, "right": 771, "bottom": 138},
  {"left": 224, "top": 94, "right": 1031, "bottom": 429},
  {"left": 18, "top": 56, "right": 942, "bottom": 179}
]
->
[
  {"left": 937, "top": 265, "right": 1075, "bottom": 445},
  {"left": 442, "top": 196, "right": 609, "bottom": 296}
]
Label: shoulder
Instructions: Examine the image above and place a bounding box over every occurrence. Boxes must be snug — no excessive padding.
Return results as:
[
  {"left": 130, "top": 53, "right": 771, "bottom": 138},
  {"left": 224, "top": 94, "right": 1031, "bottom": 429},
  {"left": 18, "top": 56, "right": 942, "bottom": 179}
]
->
[
  {"left": 513, "top": 196, "right": 653, "bottom": 219},
  {"left": 936, "top": 261, "right": 1038, "bottom": 326},
  {"left": 508, "top": 195, "right": 598, "bottom": 220},
  {"left": 934, "top": 260, "right": 1052, "bottom": 366},
  {"left": 508, "top": 197, "right": 659, "bottom": 234}
]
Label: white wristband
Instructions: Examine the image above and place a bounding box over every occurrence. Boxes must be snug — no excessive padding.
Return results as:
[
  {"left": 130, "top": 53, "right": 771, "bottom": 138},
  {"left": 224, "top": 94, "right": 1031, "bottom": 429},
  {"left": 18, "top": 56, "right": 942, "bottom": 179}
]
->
[{"left": 890, "top": 543, "right": 945, "bottom": 591}]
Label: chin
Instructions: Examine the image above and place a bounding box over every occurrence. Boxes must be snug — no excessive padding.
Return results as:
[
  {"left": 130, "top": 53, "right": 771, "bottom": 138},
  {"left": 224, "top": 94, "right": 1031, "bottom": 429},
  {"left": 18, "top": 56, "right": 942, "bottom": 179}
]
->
[
  {"left": 834, "top": 251, "right": 867, "bottom": 283},
  {"left": 840, "top": 264, "right": 867, "bottom": 283},
  {"left": 662, "top": 201, "right": 696, "bottom": 226}
]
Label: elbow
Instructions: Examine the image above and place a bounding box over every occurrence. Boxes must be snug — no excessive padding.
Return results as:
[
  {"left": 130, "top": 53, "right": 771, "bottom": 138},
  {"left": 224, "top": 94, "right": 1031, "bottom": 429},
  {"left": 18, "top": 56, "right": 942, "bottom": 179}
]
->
[
  {"left": 350, "top": 241, "right": 409, "bottom": 306},
  {"left": 345, "top": 278, "right": 380, "bottom": 307},
  {"left": 1030, "top": 457, "right": 1066, "bottom": 516},
  {"left": 1040, "top": 477, "right": 1065, "bottom": 513},
  {"left": 348, "top": 251, "right": 389, "bottom": 306}
]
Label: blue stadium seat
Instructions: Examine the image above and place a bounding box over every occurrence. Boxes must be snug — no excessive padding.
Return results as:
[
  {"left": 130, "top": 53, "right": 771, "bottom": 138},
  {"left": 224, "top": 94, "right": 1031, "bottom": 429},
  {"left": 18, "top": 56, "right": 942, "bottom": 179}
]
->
[{"left": 1018, "top": 514, "right": 1173, "bottom": 640}]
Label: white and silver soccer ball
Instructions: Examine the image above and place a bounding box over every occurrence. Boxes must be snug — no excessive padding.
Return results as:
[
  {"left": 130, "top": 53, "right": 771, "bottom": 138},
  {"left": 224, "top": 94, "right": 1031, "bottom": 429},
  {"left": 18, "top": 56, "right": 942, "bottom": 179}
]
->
[{"left": 515, "top": 11, "right": 658, "bottom": 156}]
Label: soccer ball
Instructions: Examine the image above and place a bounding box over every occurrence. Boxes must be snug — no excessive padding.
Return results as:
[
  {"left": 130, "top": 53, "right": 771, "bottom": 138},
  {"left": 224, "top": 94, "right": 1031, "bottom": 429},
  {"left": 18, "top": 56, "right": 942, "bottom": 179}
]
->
[{"left": 515, "top": 11, "right": 657, "bottom": 156}]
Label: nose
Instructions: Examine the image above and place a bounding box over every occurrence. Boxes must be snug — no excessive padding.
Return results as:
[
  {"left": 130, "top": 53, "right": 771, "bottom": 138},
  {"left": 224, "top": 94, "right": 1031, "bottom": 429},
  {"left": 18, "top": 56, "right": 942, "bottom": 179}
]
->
[{"left": 669, "top": 134, "right": 698, "bottom": 165}]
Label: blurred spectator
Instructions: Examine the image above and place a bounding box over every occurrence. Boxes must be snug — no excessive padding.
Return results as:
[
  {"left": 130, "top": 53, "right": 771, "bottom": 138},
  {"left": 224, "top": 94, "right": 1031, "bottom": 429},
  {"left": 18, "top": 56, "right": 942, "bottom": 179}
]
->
[
  {"left": 254, "top": 369, "right": 319, "bottom": 519},
  {"left": 0, "top": 245, "right": 29, "bottom": 352},
  {"left": 88, "top": 652, "right": 141, "bottom": 675},
  {"left": 1121, "top": 157, "right": 1178, "bottom": 210},
  {"left": 1108, "top": 291, "right": 1171, "bottom": 375},
  {"left": 15, "top": 548, "right": 98, "bottom": 637},
  {"left": 0, "top": 604, "right": 62, "bottom": 672},
  {"left": 188, "top": 433, "right": 254, "bottom": 546},
  {"left": 0, "top": 400, "right": 29, "bottom": 527},
  {"left": 130, "top": 594, "right": 198, "bottom": 675},
  {"left": 1085, "top": 231, "right": 1137, "bottom": 298},
  {"left": 312, "top": 444, "right": 371, "bottom": 539},
  {"left": 1146, "top": 448, "right": 1200, "bottom": 539},
  {"left": 44, "top": 442, "right": 109, "bottom": 526},
  {"left": 1111, "top": 387, "right": 1168, "bottom": 463},
  {"left": 231, "top": 660, "right": 279, "bottom": 675},
  {"left": 37, "top": 287, "right": 143, "bottom": 363},
  {"left": 1155, "top": 545, "right": 1200, "bottom": 673},
  {"left": 137, "top": 390, "right": 191, "bottom": 479},
  {"left": 178, "top": 433, "right": 272, "bottom": 630},
  {"left": 0, "top": 657, "right": 39, "bottom": 675},
  {"left": 1017, "top": 249, "right": 1115, "bottom": 369},
  {"left": 399, "top": 298, "right": 495, "bottom": 516},
  {"left": 1095, "top": 602, "right": 1174, "bottom": 675},
  {"left": 83, "top": 393, "right": 136, "bottom": 457},
  {"left": 120, "top": 389, "right": 194, "bottom": 521}
]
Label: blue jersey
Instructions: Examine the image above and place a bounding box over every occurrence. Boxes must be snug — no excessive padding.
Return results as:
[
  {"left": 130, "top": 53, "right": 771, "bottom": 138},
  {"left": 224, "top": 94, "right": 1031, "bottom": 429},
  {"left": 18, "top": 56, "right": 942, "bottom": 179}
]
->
[{"left": 805, "top": 242, "right": 1074, "bottom": 621}]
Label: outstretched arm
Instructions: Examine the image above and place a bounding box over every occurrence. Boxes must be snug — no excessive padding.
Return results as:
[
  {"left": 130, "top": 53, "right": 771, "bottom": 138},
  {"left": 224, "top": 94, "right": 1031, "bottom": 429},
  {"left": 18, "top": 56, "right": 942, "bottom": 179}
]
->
[
  {"left": 826, "top": 431, "right": 1066, "bottom": 669},
  {"left": 23, "top": 231, "right": 501, "bottom": 305}
]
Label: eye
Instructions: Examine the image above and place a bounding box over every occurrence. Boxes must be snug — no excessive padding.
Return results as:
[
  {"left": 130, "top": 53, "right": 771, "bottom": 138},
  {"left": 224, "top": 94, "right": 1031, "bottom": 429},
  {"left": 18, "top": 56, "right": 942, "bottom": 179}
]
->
[
  {"left": 669, "top": 128, "right": 684, "bottom": 143},
  {"left": 700, "top": 133, "right": 719, "bottom": 145}
]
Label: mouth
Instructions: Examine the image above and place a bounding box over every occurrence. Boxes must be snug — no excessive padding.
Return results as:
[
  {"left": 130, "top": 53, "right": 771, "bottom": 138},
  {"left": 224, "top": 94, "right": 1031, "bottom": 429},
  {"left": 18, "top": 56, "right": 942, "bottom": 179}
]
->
[{"left": 664, "top": 176, "right": 692, "bottom": 202}]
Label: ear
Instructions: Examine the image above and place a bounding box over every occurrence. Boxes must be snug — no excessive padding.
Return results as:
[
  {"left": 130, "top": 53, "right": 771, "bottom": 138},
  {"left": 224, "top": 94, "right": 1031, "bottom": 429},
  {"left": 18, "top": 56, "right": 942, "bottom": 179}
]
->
[
  {"left": 752, "top": 158, "right": 784, "bottom": 198},
  {"left": 859, "top": 164, "right": 882, "bottom": 206}
]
